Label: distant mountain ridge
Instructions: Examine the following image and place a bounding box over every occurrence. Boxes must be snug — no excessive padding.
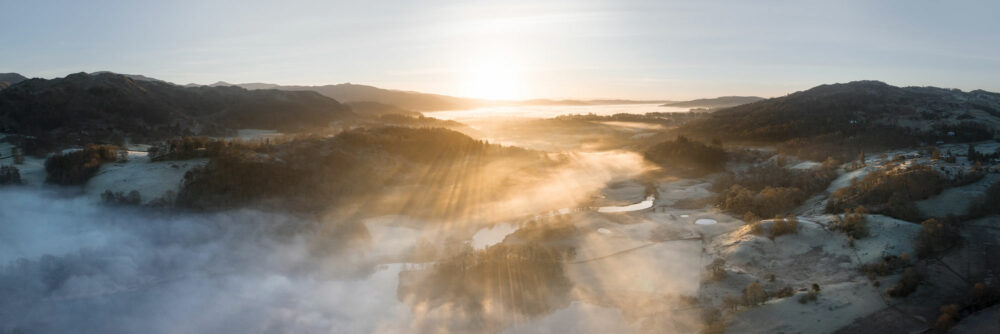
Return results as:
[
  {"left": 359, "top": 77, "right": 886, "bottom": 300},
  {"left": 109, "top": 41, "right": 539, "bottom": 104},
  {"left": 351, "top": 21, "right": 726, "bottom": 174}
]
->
[
  {"left": 0, "top": 72, "right": 355, "bottom": 150},
  {"left": 679, "top": 80, "right": 1000, "bottom": 160},
  {"left": 0, "top": 73, "right": 28, "bottom": 90},
  {"left": 199, "top": 82, "right": 480, "bottom": 111},
  {"left": 0, "top": 73, "right": 27, "bottom": 83},
  {"left": 661, "top": 96, "right": 764, "bottom": 108},
  {"left": 89, "top": 71, "right": 165, "bottom": 83},
  {"left": 211, "top": 82, "right": 671, "bottom": 111},
  {"left": 8, "top": 72, "right": 675, "bottom": 111}
]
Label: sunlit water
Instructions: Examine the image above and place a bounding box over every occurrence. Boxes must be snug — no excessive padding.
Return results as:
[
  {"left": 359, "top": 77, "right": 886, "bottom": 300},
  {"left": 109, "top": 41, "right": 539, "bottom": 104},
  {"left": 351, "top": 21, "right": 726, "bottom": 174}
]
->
[
  {"left": 472, "top": 222, "right": 518, "bottom": 249},
  {"left": 473, "top": 194, "right": 658, "bottom": 249},
  {"left": 425, "top": 104, "right": 691, "bottom": 121},
  {"left": 597, "top": 195, "right": 655, "bottom": 213}
]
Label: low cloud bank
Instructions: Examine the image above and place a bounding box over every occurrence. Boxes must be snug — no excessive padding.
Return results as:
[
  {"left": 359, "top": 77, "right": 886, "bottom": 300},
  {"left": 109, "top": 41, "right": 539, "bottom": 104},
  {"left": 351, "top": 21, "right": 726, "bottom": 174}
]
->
[{"left": 0, "top": 188, "right": 410, "bottom": 334}]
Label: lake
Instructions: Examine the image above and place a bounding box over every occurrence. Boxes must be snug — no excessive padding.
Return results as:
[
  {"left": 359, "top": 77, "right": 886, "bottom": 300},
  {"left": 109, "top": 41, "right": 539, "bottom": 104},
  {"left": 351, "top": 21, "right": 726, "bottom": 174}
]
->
[{"left": 425, "top": 104, "right": 691, "bottom": 121}]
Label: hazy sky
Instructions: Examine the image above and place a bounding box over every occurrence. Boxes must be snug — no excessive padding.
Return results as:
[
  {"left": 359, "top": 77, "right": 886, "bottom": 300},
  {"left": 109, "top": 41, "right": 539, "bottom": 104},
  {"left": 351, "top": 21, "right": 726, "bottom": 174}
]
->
[{"left": 1, "top": 0, "right": 998, "bottom": 99}]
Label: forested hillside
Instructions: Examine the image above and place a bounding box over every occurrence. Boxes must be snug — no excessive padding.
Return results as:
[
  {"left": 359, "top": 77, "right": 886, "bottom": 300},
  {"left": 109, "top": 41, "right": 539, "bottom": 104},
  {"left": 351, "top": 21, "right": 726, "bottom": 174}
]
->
[{"left": 0, "top": 72, "right": 355, "bottom": 153}]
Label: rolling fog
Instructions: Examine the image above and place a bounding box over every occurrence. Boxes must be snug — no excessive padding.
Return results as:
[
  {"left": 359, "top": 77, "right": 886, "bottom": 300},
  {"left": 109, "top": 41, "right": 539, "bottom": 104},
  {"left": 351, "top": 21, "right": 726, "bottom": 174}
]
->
[
  {"left": 0, "top": 106, "right": 711, "bottom": 333},
  {"left": 0, "top": 152, "right": 702, "bottom": 333},
  {"left": 0, "top": 188, "right": 411, "bottom": 333}
]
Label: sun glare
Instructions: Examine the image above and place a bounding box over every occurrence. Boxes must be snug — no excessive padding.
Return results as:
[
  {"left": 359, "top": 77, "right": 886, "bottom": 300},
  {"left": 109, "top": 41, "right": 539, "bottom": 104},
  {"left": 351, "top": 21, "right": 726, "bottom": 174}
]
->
[{"left": 462, "top": 59, "right": 525, "bottom": 100}]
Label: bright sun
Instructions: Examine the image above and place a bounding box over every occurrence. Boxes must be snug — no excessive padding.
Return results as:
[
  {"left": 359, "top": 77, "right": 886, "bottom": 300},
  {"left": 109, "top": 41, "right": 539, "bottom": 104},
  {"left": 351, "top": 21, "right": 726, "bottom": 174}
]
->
[{"left": 462, "top": 59, "right": 525, "bottom": 100}]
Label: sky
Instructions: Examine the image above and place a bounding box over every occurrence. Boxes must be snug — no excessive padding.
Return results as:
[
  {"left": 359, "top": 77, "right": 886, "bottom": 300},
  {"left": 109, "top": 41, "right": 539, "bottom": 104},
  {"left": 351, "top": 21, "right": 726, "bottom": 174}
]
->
[{"left": 1, "top": 0, "right": 999, "bottom": 100}]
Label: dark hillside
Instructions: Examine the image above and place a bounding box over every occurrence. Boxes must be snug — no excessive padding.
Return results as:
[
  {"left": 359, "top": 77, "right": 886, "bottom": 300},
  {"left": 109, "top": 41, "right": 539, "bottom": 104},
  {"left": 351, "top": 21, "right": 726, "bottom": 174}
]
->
[
  {"left": 0, "top": 72, "right": 355, "bottom": 152},
  {"left": 678, "top": 81, "right": 1000, "bottom": 160}
]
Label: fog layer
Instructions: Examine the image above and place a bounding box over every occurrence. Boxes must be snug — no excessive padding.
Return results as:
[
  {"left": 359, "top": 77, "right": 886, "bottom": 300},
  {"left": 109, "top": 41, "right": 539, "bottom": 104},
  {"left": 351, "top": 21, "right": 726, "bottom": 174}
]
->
[{"left": 0, "top": 188, "right": 418, "bottom": 333}]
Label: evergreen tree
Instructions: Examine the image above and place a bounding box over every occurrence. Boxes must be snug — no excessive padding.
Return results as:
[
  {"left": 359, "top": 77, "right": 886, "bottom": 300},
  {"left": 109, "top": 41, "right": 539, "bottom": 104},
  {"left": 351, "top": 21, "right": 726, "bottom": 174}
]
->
[{"left": 12, "top": 147, "right": 25, "bottom": 164}]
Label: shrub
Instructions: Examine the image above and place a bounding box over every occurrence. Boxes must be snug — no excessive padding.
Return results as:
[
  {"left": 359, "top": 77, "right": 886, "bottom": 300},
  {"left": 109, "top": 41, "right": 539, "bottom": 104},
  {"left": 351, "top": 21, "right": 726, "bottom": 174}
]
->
[
  {"left": 743, "top": 281, "right": 767, "bottom": 306},
  {"left": 774, "top": 286, "right": 794, "bottom": 298},
  {"left": 705, "top": 258, "right": 727, "bottom": 281},
  {"left": 968, "top": 282, "right": 1000, "bottom": 311},
  {"left": 770, "top": 216, "right": 799, "bottom": 238},
  {"left": 797, "top": 284, "right": 821, "bottom": 304},
  {"left": 700, "top": 307, "right": 727, "bottom": 334},
  {"left": 832, "top": 206, "right": 869, "bottom": 239},
  {"left": 887, "top": 268, "right": 922, "bottom": 297},
  {"left": 0, "top": 166, "right": 22, "bottom": 185},
  {"left": 935, "top": 304, "right": 959, "bottom": 331},
  {"left": 860, "top": 253, "right": 909, "bottom": 279},
  {"left": 915, "top": 218, "right": 961, "bottom": 258}
]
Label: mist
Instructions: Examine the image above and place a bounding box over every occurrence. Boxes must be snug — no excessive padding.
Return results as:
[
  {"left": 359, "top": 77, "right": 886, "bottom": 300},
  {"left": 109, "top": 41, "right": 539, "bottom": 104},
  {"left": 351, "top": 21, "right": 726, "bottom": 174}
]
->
[
  {"left": 1, "top": 181, "right": 696, "bottom": 334},
  {"left": 0, "top": 187, "right": 415, "bottom": 333}
]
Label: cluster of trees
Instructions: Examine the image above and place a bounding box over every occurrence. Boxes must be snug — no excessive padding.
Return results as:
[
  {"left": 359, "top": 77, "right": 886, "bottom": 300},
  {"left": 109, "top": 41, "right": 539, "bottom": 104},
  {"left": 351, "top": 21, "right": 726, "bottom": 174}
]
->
[
  {"left": 743, "top": 281, "right": 768, "bottom": 306},
  {"left": 963, "top": 143, "right": 1000, "bottom": 166},
  {"left": 860, "top": 253, "right": 910, "bottom": 280},
  {"left": 720, "top": 281, "right": 819, "bottom": 311},
  {"left": 914, "top": 218, "right": 961, "bottom": 258},
  {"left": 887, "top": 268, "right": 923, "bottom": 298},
  {"left": 176, "top": 127, "right": 545, "bottom": 214},
  {"left": 966, "top": 180, "right": 1000, "bottom": 219},
  {"left": 643, "top": 136, "right": 727, "bottom": 176},
  {"left": 398, "top": 222, "right": 576, "bottom": 319},
  {"left": 3, "top": 134, "right": 57, "bottom": 157},
  {"left": 860, "top": 252, "right": 915, "bottom": 295},
  {"left": 744, "top": 215, "right": 799, "bottom": 239},
  {"left": 831, "top": 206, "right": 869, "bottom": 240},
  {"left": 931, "top": 122, "right": 996, "bottom": 143},
  {"left": 374, "top": 114, "right": 466, "bottom": 128},
  {"left": 936, "top": 304, "right": 960, "bottom": 330},
  {"left": 0, "top": 165, "right": 21, "bottom": 185},
  {"left": 44, "top": 144, "right": 120, "bottom": 185},
  {"left": 826, "top": 164, "right": 948, "bottom": 221},
  {"left": 933, "top": 283, "right": 1000, "bottom": 331},
  {"left": 175, "top": 140, "right": 374, "bottom": 211},
  {"left": 966, "top": 283, "right": 1000, "bottom": 313},
  {"left": 769, "top": 215, "right": 799, "bottom": 238},
  {"left": 149, "top": 136, "right": 236, "bottom": 161},
  {"left": 101, "top": 189, "right": 141, "bottom": 206},
  {"left": 774, "top": 127, "right": 927, "bottom": 162},
  {"left": 714, "top": 159, "right": 839, "bottom": 218},
  {"left": 8, "top": 146, "right": 25, "bottom": 164},
  {"left": 718, "top": 185, "right": 804, "bottom": 220}
]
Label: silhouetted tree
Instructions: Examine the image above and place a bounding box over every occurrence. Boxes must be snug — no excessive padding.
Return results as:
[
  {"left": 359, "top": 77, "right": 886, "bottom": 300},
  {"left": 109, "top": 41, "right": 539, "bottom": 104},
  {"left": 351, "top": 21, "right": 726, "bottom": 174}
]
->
[
  {"left": 915, "top": 218, "right": 960, "bottom": 258},
  {"left": 744, "top": 281, "right": 767, "bottom": 306},
  {"left": 935, "top": 304, "right": 959, "bottom": 330},
  {"left": 0, "top": 166, "right": 22, "bottom": 185},
  {"left": 705, "top": 258, "right": 727, "bottom": 281}
]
